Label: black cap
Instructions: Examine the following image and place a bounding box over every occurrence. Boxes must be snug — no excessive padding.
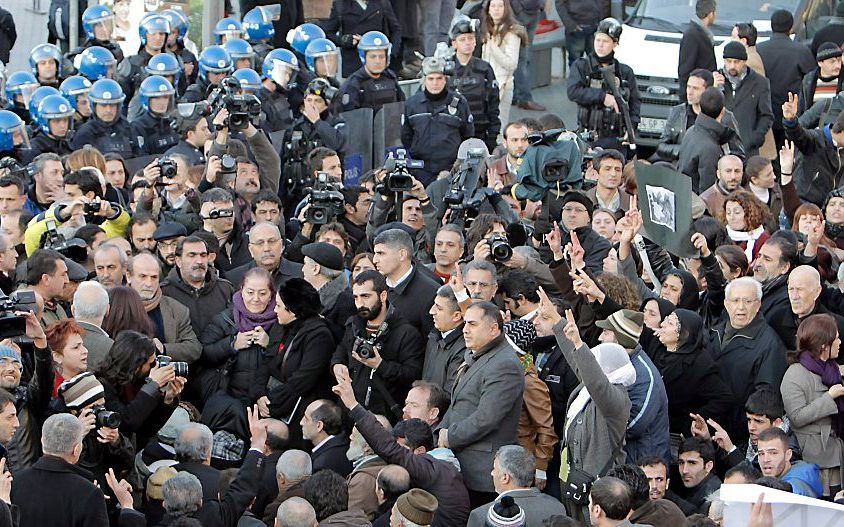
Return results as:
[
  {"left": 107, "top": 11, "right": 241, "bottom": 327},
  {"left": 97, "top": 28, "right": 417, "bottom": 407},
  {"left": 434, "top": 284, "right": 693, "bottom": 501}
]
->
[
  {"left": 723, "top": 41, "right": 748, "bottom": 61},
  {"left": 817, "top": 42, "right": 843, "bottom": 61},
  {"left": 153, "top": 222, "right": 187, "bottom": 241},
  {"left": 560, "top": 191, "right": 595, "bottom": 218},
  {"left": 301, "top": 242, "right": 344, "bottom": 271},
  {"left": 375, "top": 221, "right": 417, "bottom": 237},
  {"left": 65, "top": 257, "right": 89, "bottom": 282},
  {"left": 771, "top": 9, "right": 794, "bottom": 33}
]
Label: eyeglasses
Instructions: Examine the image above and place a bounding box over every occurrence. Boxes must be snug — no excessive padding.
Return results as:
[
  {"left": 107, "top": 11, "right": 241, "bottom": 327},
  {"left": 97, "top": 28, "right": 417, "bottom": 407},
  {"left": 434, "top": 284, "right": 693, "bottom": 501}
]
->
[
  {"left": 466, "top": 281, "right": 494, "bottom": 289},
  {"left": 726, "top": 297, "right": 759, "bottom": 306},
  {"left": 249, "top": 238, "right": 281, "bottom": 247}
]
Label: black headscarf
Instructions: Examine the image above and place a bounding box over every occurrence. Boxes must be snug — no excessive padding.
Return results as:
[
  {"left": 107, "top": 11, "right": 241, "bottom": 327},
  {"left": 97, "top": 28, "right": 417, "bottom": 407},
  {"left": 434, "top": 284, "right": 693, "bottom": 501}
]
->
[
  {"left": 674, "top": 308, "right": 705, "bottom": 355},
  {"left": 641, "top": 297, "right": 676, "bottom": 322},
  {"left": 666, "top": 269, "right": 701, "bottom": 311}
]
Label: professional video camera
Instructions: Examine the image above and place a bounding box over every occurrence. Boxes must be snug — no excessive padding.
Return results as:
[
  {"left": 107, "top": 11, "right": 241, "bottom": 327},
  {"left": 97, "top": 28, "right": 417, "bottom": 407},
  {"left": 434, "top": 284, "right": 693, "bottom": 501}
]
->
[
  {"left": 382, "top": 149, "right": 423, "bottom": 193},
  {"left": 305, "top": 171, "right": 345, "bottom": 225},
  {"left": 282, "top": 131, "right": 320, "bottom": 202},
  {"left": 155, "top": 355, "right": 189, "bottom": 377},
  {"left": 0, "top": 157, "right": 34, "bottom": 182},
  {"left": 0, "top": 290, "right": 36, "bottom": 339},
  {"left": 90, "top": 404, "right": 121, "bottom": 428},
  {"left": 443, "top": 147, "right": 486, "bottom": 225},
  {"left": 41, "top": 219, "right": 88, "bottom": 263},
  {"left": 208, "top": 77, "right": 263, "bottom": 131}
]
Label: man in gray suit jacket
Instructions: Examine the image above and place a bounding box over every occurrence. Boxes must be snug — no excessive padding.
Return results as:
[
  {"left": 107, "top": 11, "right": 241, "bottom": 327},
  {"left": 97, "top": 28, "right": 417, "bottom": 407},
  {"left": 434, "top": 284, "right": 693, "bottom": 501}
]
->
[
  {"left": 71, "top": 281, "right": 114, "bottom": 372},
  {"left": 467, "top": 445, "right": 568, "bottom": 526},
  {"left": 437, "top": 302, "right": 524, "bottom": 508}
]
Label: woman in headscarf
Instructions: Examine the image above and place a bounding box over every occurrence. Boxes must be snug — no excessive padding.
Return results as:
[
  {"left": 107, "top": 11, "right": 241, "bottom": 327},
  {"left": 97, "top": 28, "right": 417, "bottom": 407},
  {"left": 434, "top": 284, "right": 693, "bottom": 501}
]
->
[
  {"left": 640, "top": 297, "right": 675, "bottom": 331},
  {"left": 646, "top": 309, "right": 733, "bottom": 440},
  {"left": 538, "top": 289, "right": 633, "bottom": 521}
]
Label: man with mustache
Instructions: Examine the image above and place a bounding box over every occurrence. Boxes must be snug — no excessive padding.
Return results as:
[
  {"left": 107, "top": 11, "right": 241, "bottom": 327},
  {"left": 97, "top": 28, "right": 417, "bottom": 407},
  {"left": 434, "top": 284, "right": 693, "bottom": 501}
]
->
[
  {"left": 331, "top": 270, "right": 425, "bottom": 421},
  {"left": 161, "top": 235, "right": 235, "bottom": 337},
  {"left": 128, "top": 252, "right": 201, "bottom": 364},
  {"left": 226, "top": 222, "right": 303, "bottom": 290}
]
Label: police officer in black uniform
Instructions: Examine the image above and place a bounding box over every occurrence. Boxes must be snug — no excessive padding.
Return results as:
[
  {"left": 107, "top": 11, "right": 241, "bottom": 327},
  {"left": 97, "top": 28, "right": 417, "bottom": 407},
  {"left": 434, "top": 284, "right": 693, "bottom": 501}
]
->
[
  {"left": 321, "top": 0, "right": 403, "bottom": 78},
  {"left": 339, "top": 31, "right": 405, "bottom": 112},
  {"left": 258, "top": 48, "right": 298, "bottom": 134},
  {"left": 183, "top": 45, "right": 235, "bottom": 104},
  {"left": 449, "top": 16, "right": 501, "bottom": 153},
  {"left": 115, "top": 14, "right": 182, "bottom": 105},
  {"left": 27, "top": 94, "right": 75, "bottom": 160},
  {"left": 130, "top": 76, "right": 180, "bottom": 155},
  {"left": 401, "top": 56, "right": 474, "bottom": 185},
  {"left": 287, "top": 78, "right": 347, "bottom": 155},
  {"left": 567, "top": 18, "right": 640, "bottom": 154},
  {"left": 70, "top": 79, "right": 140, "bottom": 158}
]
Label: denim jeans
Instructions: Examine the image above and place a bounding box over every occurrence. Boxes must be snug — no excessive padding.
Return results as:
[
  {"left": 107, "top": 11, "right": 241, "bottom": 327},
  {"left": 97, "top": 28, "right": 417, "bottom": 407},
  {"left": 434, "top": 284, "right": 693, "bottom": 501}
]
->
[
  {"left": 513, "top": 14, "right": 539, "bottom": 103},
  {"left": 419, "top": 0, "right": 457, "bottom": 56},
  {"left": 565, "top": 25, "right": 596, "bottom": 66}
]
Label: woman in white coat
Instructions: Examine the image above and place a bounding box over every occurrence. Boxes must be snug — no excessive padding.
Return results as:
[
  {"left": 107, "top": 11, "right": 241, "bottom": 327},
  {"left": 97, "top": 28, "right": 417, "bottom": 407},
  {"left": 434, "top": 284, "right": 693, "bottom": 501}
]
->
[{"left": 481, "top": 0, "right": 526, "bottom": 134}]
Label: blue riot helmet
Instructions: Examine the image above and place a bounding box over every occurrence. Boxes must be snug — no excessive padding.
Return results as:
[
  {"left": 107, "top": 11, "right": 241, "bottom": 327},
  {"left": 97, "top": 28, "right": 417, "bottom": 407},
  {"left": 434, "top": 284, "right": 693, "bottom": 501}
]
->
[
  {"left": 161, "top": 9, "right": 189, "bottom": 46},
  {"left": 0, "top": 110, "right": 29, "bottom": 152},
  {"left": 60, "top": 76, "right": 93, "bottom": 116},
  {"left": 82, "top": 5, "right": 114, "bottom": 41},
  {"left": 75, "top": 46, "right": 117, "bottom": 81},
  {"left": 261, "top": 48, "right": 299, "bottom": 90},
  {"left": 305, "top": 38, "right": 340, "bottom": 78},
  {"left": 139, "top": 14, "right": 171, "bottom": 48},
  {"left": 5, "top": 71, "right": 40, "bottom": 109},
  {"left": 214, "top": 18, "right": 243, "bottom": 44},
  {"left": 357, "top": 31, "right": 391, "bottom": 66},
  {"left": 139, "top": 75, "right": 175, "bottom": 116},
  {"left": 242, "top": 7, "right": 276, "bottom": 43},
  {"left": 144, "top": 53, "right": 182, "bottom": 89},
  {"left": 88, "top": 79, "right": 125, "bottom": 123},
  {"left": 198, "top": 46, "right": 234, "bottom": 83},
  {"left": 36, "top": 94, "right": 74, "bottom": 137},
  {"left": 288, "top": 23, "right": 326, "bottom": 55},
  {"left": 28, "top": 86, "right": 60, "bottom": 126},
  {"left": 29, "top": 44, "right": 64, "bottom": 80},
  {"left": 223, "top": 38, "right": 255, "bottom": 70},
  {"left": 232, "top": 68, "right": 262, "bottom": 93}
]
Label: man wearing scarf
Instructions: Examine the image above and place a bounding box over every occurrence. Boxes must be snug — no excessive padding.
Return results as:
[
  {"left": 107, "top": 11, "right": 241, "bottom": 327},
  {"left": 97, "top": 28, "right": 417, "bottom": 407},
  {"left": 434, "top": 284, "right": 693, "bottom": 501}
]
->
[{"left": 127, "top": 253, "right": 201, "bottom": 364}]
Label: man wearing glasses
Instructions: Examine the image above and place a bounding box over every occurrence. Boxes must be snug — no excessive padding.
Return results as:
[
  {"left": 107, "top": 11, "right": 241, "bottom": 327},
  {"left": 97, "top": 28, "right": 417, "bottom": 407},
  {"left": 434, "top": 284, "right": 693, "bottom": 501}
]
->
[{"left": 226, "top": 222, "right": 303, "bottom": 290}]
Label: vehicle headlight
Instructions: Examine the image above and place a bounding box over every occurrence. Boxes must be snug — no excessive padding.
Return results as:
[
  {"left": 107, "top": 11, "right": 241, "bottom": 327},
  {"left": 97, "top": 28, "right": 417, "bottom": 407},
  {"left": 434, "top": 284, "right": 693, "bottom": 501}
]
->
[{"left": 647, "top": 85, "right": 670, "bottom": 96}]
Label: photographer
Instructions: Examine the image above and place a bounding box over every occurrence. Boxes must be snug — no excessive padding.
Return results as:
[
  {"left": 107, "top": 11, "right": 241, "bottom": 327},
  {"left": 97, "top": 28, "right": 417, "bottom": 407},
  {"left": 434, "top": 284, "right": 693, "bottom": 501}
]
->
[
  {"left": 199, "top": 188, "right": 252, "bottom": 273},
  {"left": 95, "top": 330, "right": 185, "bottom": 448},
  {"left": 339, "top": 185, "right": 371, "bottom": 254},
  {"left": 130, "top": 76, "right": 180, "bottom": 156},
  {"left": 137, "top": 155, "right": 203, "bottom": 234},
  {"left": 24, "top": 168, "right": 130, "bottom": 257},
  {"left": 49, "top": 372, "right": 134, "bottom": 491},
  {"left": 366, "top": 176, "right": 438, "bottom": 265},
  {"left": 331, "top": 270, "right": 425, "bottom": 421}
]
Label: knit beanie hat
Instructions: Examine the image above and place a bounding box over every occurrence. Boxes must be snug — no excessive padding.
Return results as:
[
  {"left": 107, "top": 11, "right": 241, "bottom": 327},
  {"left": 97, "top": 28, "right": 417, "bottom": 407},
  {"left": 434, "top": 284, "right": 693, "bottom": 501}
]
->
[
  {"left": 485, "top": 496, "right": 526, "bottom": 527},
  {"left": 817, "top": 42, "right": 843, "bottom": 62},
  {"left": 771, "top": 9, "right": 794, "bottom": 33},
  {"left": 59, "top": 372, "right": 105, "bottom": 410},
  {"left": 0, "top": 346, "right": 20, "bottom": 364},
  {"left": 723, "top": 41, "right": 748, "bottom": 61},
  {"left": 396, "top": 489, "right": 438, "bottom": 525}
]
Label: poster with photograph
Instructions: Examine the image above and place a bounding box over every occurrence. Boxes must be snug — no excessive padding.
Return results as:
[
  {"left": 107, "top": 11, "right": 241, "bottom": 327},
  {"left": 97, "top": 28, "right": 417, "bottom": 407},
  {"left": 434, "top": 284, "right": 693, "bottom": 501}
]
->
[{"left": 635, "top": 162, "right": 696, "bottom": 258}]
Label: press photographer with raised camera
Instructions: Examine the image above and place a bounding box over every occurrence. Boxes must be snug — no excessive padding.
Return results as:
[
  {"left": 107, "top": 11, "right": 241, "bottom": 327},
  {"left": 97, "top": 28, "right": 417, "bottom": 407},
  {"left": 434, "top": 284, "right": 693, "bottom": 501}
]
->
[
  {"left": 331, "top": 270, "right": 424, "bottom": 420},
  {"left": 135, "top": 154, "right": 202, "bottom": 233},
  {"left": 198, "top": 187, "right": 252, "bottom": 273}
]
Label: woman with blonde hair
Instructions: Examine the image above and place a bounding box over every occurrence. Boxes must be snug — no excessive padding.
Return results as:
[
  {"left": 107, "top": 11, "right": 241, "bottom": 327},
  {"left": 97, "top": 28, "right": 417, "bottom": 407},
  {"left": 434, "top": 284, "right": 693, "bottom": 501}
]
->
[{"left": 481, "top": 0, "right": 526, "bottom": 130}]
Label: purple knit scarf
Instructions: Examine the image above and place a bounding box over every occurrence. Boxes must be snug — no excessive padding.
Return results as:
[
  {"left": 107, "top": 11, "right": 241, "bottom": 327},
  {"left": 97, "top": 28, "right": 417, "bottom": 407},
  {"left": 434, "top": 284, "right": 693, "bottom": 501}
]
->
[
  {"left": 232, "top": 292, "right": 277, "bottom": 334},
  {"left": 799, "top": 351, "right": 844, "bottom": 438}
]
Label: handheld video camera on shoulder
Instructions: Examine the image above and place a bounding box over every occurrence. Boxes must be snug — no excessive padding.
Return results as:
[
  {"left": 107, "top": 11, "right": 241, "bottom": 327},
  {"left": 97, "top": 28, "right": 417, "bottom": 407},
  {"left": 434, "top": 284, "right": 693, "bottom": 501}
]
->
[
  {"left": 90, "top": 404, "right": 121, "bottom": 429},
  {"left": 42, "top": 219, "right": 88, "bottom": 263},
  {"left": 0, "top": 157, "right": 34, "bottom": 182},
  {"left": 306, "top": 171, "right": 345, "bottom": 226},
  {"left": 383, "top": 149, "right": 423, "bottom": 193},
  {"left": 155, "top": 355, "right": 189, "bottom": 377},
  {"left": 208, "top": 77, "right": 263, "bottom": 131},
  {"left": 0, "top": 290, "right": 36, "bottom": 339}
]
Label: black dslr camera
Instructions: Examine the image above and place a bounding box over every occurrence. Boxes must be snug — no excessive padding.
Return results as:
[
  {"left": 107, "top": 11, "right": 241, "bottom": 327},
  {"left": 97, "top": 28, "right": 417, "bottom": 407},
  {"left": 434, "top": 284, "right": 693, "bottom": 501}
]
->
[
  {"left": 0, "top": 157, "right": 34, "bottom": 182},
  {"left": 487, "top": 233, "right": 513, "bottom": 262},
  {"left": 90, "top": 404, "right": 121, "bottom": 428},
  {"left": 352, "top": 334, "right": 380, "bottom": 360},
  {"left": 155, "top": 355, "right": 189, "bottom": 377},
  {"left": 158, "top": 156, "right": 178, "bottom": 179},
  {"left": 83, "top": 198, "right": 102, "bottom": 215},
  {"left": 220, "top": 154, "right": 237, "bottom": 175},
  {"left": 0, "top": 291, "right": 36, "bottom": 339},
  {"left": 383, "top": 149, "right": 423, "bottom": 193},
  {"left": 305, "top": 172, "right": 345, "bottom": 225},
  {"left": 209, "top": 77, "right": 263, "bottom": 131}
]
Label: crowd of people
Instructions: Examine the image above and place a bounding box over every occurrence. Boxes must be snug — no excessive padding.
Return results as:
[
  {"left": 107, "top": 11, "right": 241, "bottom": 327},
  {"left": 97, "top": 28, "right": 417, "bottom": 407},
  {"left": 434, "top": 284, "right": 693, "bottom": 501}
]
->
[{"left": 0, "top": 0, "right": 839, "bottom": 526}]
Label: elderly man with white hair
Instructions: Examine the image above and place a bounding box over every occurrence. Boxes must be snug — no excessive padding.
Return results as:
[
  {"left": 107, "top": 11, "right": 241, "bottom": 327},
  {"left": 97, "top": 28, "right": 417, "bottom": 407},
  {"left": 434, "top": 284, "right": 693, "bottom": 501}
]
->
[
  {"left": 173, "top": 422, "right": 220, "bottom": 502},
  {"left": 262, "top": 449, "right": 314, "bottom": 524},
  {"left": 710, "top": 276, "right": 787, "bottom": 444},
  {"left": 769, "top": 265, "right": 844, "bottom": 351},
  {"left": 70, "top": 280, "right": 113, "bottom": 371},
  {"left": 275, "top": 496, "right": 318, "bottom": 527}
]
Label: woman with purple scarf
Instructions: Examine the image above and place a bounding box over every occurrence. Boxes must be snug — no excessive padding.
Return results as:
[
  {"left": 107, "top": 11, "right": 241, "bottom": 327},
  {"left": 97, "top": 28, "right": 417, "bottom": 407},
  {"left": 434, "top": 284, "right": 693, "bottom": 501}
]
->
[{"left": 782, "top": 314, "right": 844, "bottom": 497}]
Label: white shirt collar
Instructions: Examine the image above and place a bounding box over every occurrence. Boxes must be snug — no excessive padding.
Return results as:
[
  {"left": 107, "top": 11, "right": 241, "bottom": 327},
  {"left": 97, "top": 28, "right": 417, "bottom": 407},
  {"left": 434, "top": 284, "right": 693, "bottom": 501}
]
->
[
  {"left": 386, "top": 265, "right": 414, "bottom": 288},
  {"left": 520, "top": 309, "right": 538, "bottom": 321},
  {"left": 441, "top": 327, "right": 458, "bottom": 339},
  {"left": 312, "top": 434, "right": 335, "bottom": 453}
]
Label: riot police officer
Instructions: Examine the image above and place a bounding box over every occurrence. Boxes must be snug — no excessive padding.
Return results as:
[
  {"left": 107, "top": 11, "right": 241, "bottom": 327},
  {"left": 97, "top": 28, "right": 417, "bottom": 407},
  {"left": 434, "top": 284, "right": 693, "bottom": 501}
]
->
[
  {"left": 258, "top": 48, "right": 297, "bottom": 133},
  {"left": 115, "top": 14, "right": 177, "bottom": 104},
  {"left": 567, "top": 18, "right": 640, "bottom": 153},
  {"left": 322, "top": 0, "right": 402, "bottom": 78},
  {"left": 29, "top": 44, "right": 67, "bottom": 88},
  {"left": 131, "top": 76, "right": 180, "bottom": 155},
  {"left": 4, "top": 71, "right": 40, "bottom": 123},
  {"left": 401, "top": 56, "right": 474, "bottom": 185},
  {"left": 224, "top": 38, "right": 257, "bottom": 71},
  {"left": 60, "top": 75, "right": 93, "bottom": 125},
  {"left": 27, "top": 86, "right": 60, "bottom": 134},
  {"left": 284, "top": 24, "right": 321, "bottom": 118},
  {"left": 70, "top": 78, "right": 140, "bottom": 158},
  {"left": 65, "top": 5, "right": 124, "bottom": 64},
  {"left": 339, "top": 31, "right": 405, "bottom": 112},
  {"left": 243, "top": 6, "right": 278, "bottom": 63},
  {"left": 75, "top": 46, "right": 117, "bottom": 82},
  {"left": 127, "top": 53, "right": 183, "bottom": 121},
  {"left": 449, "top": 16, "right": 501, "bottom": 152},
  {"left": 305, "top": 38, "right": 342, "bottom": 87},
  {"left": 214, "top": 17, "right": 244, "bottom": 45},
  {"left": 28, "top": 94, "right": 75, "bottom": 159},
  {"left": 183, "top": 45, "right": 234, "bottom": 103},
  {"left": 161, "top": 9, "right": 198, "bottom": 86},
  {"left": 0, "top": 110, "right": 30, "bottom": 160}
]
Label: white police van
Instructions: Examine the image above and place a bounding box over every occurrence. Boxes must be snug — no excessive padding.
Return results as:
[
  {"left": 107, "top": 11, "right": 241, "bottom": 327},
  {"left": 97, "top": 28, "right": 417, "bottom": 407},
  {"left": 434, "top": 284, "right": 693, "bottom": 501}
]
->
[{"left": 612, "top": 0, "right": 836, "bottom": 147}]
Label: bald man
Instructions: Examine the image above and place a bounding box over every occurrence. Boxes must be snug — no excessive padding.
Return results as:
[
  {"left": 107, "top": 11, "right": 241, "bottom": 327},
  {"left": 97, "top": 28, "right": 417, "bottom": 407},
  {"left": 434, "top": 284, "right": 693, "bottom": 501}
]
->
[
  {"left": 770, "top": 264, "right": 844, "bottom": 350},
  {"left": 275, "top": 497, "right": 317, "bottom": 527},
  {"left": 226, "top": 222, "right": 303, "bottom": 290},
  {"left": 699, "top": 154, "right": 744, "bottom": 217},
  {"left": 127, "top": 253, "right": 201, "bottom": 363}
]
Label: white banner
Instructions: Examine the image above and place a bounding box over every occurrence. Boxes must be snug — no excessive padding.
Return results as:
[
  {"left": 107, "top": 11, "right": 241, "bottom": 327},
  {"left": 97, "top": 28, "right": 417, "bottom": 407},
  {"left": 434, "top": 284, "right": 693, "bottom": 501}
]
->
[{"left": 721, "top": 484, "right": 844, "bottom": 527}]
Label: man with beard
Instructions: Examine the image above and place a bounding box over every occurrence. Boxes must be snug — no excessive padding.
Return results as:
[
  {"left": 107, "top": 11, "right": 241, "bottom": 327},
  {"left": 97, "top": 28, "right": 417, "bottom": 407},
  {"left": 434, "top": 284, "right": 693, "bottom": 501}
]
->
[
  {"left": 226, "top": 222, "right": 302, "bottom": 290},
  {"left": 152, "top": 222, "right": 186, "bottom": 278},
  {"left": 161, "top": 236, "right": 235, "bottom": 337},
  {"left": 751, "top": 233, "right": 797, "bottom": 320},
  {"left": 346, "top": 416, "right": 391, "bottom": 520},
  {"left": 700, "top": 155, "right": 744, "bottom": 217},
  {"left": 199, "top": 188, "right": 251, "bottom": 274},
  {"left": 128, "top": 253, "right": 201, "bottom": 364},
  {"left": 127, "top": 212, "right": 157, "bottom": 254},
  {"left": 489, "top": 121, "right": 530, "bottom": 186},
  {"left": 331, "top": 270, "right": 425, "bottom": 422}
]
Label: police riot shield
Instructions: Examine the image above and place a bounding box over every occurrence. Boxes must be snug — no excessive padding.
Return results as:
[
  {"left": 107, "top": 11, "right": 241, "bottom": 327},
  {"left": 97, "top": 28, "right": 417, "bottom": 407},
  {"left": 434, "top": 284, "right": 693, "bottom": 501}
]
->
[
  {"left": 634, "top": 161, "right": 696, "bottom": 258},
  {"left": 373, "top": 101, "right": 405, "bottom": 167},
  {"left": 340, "top": 107, "right": 374, "bottom": 186}
]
